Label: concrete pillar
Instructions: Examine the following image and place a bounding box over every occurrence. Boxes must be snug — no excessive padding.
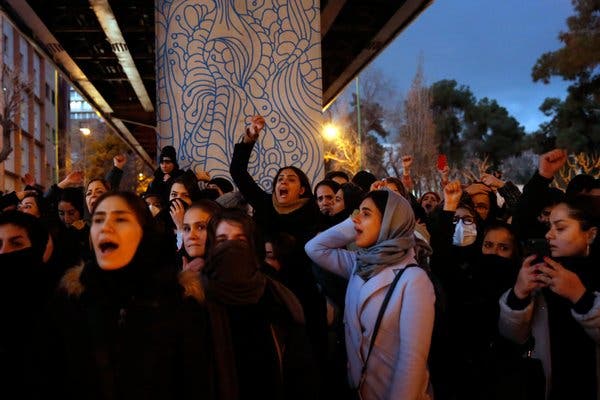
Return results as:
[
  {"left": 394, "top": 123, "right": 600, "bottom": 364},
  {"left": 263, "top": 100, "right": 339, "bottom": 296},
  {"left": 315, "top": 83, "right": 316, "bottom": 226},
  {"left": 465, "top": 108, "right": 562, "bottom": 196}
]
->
[{"left": 156, "top": 0, "right": 323, "bottom": 190}]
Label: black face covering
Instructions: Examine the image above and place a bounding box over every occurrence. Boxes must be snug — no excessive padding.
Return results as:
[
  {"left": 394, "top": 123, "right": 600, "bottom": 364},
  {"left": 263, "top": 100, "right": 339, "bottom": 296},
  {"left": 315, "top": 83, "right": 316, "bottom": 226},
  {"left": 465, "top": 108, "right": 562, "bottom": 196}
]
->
[
  {"left": 204, "top": 240, "right": 266, "bottom": 305},
  {"left": 0, "top": 247, "right": 42, "bottom": 276},
  {"left": 476, "top": 253, "right": 520, "bottom": 297},
  {"left": 0, "top": 247, "right": 45, "bottom": 304}
]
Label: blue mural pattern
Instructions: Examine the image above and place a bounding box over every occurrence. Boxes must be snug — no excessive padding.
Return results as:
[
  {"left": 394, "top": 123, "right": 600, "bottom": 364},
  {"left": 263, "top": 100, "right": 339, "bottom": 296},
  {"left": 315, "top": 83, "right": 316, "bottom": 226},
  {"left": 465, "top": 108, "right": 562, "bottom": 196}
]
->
[{"left": 156, "top": 0, "right": 323, "bottom": 190}]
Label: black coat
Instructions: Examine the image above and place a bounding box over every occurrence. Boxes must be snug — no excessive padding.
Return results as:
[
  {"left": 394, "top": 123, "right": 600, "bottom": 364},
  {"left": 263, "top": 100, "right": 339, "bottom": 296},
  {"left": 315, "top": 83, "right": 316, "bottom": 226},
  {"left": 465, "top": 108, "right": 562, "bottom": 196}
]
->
[
  {"left": 229, "top": 141, "right": 327, "bottom": 361},
  {"left": 147, "top": 167, "right": 185, "bottom": 205},
  {"left": 45, "top": 262, "right": 211, "bottom": 400},
  {"left": 0, "top": 249, "right": 53, "bottom": 400}
]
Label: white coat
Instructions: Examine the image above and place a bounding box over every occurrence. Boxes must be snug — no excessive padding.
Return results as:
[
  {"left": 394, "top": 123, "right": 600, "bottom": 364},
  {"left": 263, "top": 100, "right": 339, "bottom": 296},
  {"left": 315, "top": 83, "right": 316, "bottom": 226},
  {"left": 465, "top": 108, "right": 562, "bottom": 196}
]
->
[{"left": 305, "top": 218, "right": 435, "bottom": 400}]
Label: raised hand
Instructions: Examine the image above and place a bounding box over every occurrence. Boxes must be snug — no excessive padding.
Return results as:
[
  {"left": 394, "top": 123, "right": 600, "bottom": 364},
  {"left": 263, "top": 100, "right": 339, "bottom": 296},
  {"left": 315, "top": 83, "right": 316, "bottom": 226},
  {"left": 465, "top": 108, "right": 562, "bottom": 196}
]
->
[
  {"left": 538, "top": 149, "right": 567, "bottom": 179},
  {"left": 195, "top": 170, "right": 211, "bottom": 182},
  {"left": 113, "top": 154, "right": 127, "bottom": 170},
  {"left": 369, "top": 180, "right": 387, "bottom": 191},
  {"left": 21, "top": 172, "right": 35, "bottom": 187},
  {"left": 244, "top": 115, "right": 266, "bottom": 143},
  {"left": 443, "top": 180, "right": 462, "bottom": 211},
  {"left": 58, "top": 170, "right": 84, "bottom": 189},
  {"left": 465, "top": 182, "right": 492, "bottom": 196},
  {"left": 16, "top": 190, "right": 38, "bottom": 201},
  {"left": 480, "top": 172, "right": 505, "bottom": 190},
  {"left": 169, "top": 199, "right": 186, "bottom": 231}
]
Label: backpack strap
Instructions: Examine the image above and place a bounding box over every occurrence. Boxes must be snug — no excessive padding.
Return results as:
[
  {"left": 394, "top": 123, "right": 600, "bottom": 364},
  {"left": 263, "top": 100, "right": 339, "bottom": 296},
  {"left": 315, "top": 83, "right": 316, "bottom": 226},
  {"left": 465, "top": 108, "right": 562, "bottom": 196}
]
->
[{"left": 358, "top": 264, "right": 418, "bottom": 390}]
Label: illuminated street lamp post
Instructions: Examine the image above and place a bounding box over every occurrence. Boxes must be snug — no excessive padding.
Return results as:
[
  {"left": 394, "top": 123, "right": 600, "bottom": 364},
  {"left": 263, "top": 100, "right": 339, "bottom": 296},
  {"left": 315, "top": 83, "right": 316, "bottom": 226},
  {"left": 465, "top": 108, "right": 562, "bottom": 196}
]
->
[
  {"left": 322, "top": 123, "right": 340, "bottom": 142},
  {"left": 80, "top": 127, "right": 91, "bottom": 176}
]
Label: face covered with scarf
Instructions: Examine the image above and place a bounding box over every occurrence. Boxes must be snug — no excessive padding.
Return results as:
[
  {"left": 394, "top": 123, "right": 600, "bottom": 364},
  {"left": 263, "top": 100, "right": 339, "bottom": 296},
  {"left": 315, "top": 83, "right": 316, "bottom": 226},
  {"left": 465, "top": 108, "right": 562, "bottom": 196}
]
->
[{"left": 353, "top": 190, "right": 417, "bottom": 280}]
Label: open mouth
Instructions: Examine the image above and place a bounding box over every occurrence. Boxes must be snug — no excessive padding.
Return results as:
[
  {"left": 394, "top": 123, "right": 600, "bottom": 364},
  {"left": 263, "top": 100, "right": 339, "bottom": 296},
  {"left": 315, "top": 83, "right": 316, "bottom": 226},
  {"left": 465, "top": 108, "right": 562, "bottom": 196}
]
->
[
  {"left": 98, "top": 241, "right": 119, "bottom": 254},
  {"left": 279, "top": 188, "right": 289, "bottom": 198}
]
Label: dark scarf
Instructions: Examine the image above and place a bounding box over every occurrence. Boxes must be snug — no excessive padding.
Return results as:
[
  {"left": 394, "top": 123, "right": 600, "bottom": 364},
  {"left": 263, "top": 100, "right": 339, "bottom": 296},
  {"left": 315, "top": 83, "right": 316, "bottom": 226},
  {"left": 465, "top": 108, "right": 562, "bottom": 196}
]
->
[
  {"left": 203, "top": 240, "right": 267, "bottom": 400},
  {"left": 80, "top": 232, "right": 178, "bottom": 306},
  {"left": 545, "top": 257, "right": 598, "bottom": 400}
]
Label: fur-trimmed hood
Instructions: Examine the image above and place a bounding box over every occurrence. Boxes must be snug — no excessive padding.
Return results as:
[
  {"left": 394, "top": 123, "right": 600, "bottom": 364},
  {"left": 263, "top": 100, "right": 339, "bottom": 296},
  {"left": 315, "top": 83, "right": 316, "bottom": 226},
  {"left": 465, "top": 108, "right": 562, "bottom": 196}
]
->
[{"left": 59, "top": 264, "right": 205, "bottom": 304}]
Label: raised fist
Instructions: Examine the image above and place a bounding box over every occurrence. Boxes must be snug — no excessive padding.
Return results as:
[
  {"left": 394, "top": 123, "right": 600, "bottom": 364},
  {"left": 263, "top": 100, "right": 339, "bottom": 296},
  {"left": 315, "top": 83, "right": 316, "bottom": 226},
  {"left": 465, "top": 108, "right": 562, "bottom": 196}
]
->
[
  {"left": 538, "top": 149, "right": 567, "bottom": 179},
  {"left": 244, "top": 115, "right": 266, "bottom": 142},
  {"left": 113, "top": 154, "right": 127, "bottom": 169},
  {"left": 443, "top": 180, "right": 463, "bottom": 211}
]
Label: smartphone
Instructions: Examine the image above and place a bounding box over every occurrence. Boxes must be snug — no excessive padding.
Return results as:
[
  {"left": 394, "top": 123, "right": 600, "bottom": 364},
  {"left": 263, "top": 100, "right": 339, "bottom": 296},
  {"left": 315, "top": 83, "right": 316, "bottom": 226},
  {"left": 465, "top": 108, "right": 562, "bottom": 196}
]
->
[
  {"left": 524, "top": 238, "right": 551, "bottom": 265},
  {"left": 437, "top": 154, "right": 448, "bottom": 171}
]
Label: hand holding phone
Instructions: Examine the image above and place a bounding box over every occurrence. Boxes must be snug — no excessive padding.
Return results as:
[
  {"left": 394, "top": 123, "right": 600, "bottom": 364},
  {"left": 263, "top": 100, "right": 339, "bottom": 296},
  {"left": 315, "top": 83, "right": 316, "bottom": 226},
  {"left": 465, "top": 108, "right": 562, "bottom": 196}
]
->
[{"left": 524, "top": 239, "right": 551, "bottom": 265}]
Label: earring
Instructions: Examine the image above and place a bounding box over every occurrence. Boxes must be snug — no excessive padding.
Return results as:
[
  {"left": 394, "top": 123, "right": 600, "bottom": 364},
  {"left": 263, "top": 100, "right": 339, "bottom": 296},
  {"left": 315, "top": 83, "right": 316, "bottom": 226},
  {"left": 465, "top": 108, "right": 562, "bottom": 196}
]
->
[{"left": 584, "top": 241, "right": 593, "bottom": 257}]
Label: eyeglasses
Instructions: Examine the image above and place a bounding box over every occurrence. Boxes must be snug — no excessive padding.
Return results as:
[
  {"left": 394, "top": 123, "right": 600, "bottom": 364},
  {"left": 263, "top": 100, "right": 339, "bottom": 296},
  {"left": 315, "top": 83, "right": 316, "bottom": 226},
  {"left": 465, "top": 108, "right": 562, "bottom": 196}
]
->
[{"left": 452, "top": 216, "right": 475, "bottom": 225}]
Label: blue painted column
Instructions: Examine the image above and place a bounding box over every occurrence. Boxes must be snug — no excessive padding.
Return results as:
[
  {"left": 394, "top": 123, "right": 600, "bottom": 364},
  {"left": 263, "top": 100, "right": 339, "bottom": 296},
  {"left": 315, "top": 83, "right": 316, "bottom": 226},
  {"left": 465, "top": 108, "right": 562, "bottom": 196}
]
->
[{"left": 156, "top": 0, "right": 323, "bottom": 190}]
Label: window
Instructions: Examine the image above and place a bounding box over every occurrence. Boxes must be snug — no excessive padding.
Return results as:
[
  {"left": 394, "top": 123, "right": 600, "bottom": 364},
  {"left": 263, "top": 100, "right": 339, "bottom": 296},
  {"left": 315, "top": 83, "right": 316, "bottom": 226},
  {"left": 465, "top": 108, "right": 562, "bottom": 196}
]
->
[
  {"left": 21, "top": 137, "right": 30, "bottom": 173},
  {"left": 34, "top": 145, "right": 42, "bottom": 183},
  {"left": 2, "top": 22, "right": 14, "bottom": 69},
  {"left": 20, "top": 96, "right": 29, "bottom": 131},
  {"left": 4, "top": 136, "right": 15, "bottom": 172},
  {"left": 33, "top": 52, "right": 41, "bottom": 97},
  {"left": 33, "top": 103, "right": 41, "bottom": 141}
]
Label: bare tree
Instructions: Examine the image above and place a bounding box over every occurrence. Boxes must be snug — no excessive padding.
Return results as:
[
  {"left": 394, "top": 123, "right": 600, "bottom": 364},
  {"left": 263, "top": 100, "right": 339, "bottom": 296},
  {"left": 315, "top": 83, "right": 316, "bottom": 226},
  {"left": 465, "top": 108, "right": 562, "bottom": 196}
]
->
[
  {"left": 0, "top": 65, "right": 33, "bottom": 163},
  {"left": 323, "top": 102, "right": 362, "bottom": 175},
  {"left": 392, "top": 58, "right": 439, "bottom": 195}
]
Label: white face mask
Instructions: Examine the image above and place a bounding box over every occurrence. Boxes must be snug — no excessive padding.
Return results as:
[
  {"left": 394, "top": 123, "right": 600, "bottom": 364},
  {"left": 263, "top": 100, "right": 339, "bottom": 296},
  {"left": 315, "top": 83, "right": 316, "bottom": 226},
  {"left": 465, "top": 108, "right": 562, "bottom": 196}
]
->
[{"left": 452, "top": 220, "right": 477, "bottom": 247}]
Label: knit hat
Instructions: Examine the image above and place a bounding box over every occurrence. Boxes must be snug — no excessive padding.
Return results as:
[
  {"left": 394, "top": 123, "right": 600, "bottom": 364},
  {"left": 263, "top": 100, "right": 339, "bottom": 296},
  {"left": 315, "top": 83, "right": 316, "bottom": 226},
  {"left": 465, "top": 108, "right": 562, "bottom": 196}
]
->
[
  {"left": 208, "top": 177, "right": 234, "bottom": 194},
  {"left": 159, "top": 145, "right": 177, "bottom": 163}
]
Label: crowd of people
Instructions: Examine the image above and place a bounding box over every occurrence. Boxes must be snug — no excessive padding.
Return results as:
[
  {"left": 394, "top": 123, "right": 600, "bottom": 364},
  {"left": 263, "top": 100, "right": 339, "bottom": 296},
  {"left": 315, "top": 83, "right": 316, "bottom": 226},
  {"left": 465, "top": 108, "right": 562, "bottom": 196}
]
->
[{"left": 0, "top": 115, "right": 599, "bottom": 400}]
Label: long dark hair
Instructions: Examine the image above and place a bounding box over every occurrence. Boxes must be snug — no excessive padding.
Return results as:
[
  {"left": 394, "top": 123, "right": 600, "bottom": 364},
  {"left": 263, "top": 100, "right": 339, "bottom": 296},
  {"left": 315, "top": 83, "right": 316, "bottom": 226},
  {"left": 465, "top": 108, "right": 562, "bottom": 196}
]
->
[
  {"left": 170, "top": 172, "right": 202, "bottom": 202},
  {"left": 561, "top": 195, "right": 600, "bottom": 256},
  {"left": 339, "top": 182, "right": 364, "bottom": 213}
]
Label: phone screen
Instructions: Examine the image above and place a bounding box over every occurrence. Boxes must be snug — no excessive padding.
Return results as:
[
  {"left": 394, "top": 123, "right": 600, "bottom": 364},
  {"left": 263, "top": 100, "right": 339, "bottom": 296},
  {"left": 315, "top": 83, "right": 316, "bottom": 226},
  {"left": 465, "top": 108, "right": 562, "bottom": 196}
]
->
[
  {"left": 437, "top": 154, "right": 447, "bottom": 171},
  {"left": 524, "top": 239, "right": 551, "bottom": 264}
]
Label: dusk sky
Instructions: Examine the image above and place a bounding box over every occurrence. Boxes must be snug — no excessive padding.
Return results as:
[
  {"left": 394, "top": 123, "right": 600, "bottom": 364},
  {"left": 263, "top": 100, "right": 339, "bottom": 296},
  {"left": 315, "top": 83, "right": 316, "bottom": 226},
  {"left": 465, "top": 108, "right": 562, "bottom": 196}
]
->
[{"left": 346, "top": 0, "right": 576, "bottom": 133}]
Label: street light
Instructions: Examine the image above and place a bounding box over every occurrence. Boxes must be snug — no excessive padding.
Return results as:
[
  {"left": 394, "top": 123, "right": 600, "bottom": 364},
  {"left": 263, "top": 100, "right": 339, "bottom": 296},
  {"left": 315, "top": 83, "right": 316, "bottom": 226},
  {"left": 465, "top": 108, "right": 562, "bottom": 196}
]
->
[
  {"left": 322, "top": 123, "right": 340, "bottom": 142},
  {"left": 79, "top": 127, "right": 92, "bottom": 175}
]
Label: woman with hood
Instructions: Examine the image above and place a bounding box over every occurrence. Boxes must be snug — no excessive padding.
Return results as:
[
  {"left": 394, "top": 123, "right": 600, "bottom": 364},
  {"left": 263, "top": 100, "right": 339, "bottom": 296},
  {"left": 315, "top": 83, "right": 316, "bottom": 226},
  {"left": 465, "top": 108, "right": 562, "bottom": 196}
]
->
[
  {"left": 47, "top": 191, "right": 210, "bottom": 400},
  {"left": 201, "top": 208, "right": 318, "bottom": 400},
  {"left": 0, "top": 210, "right": 54, "bottom": 399},
  {"left": 305, "top": 189, "right": 436, "bottom": 400}
]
